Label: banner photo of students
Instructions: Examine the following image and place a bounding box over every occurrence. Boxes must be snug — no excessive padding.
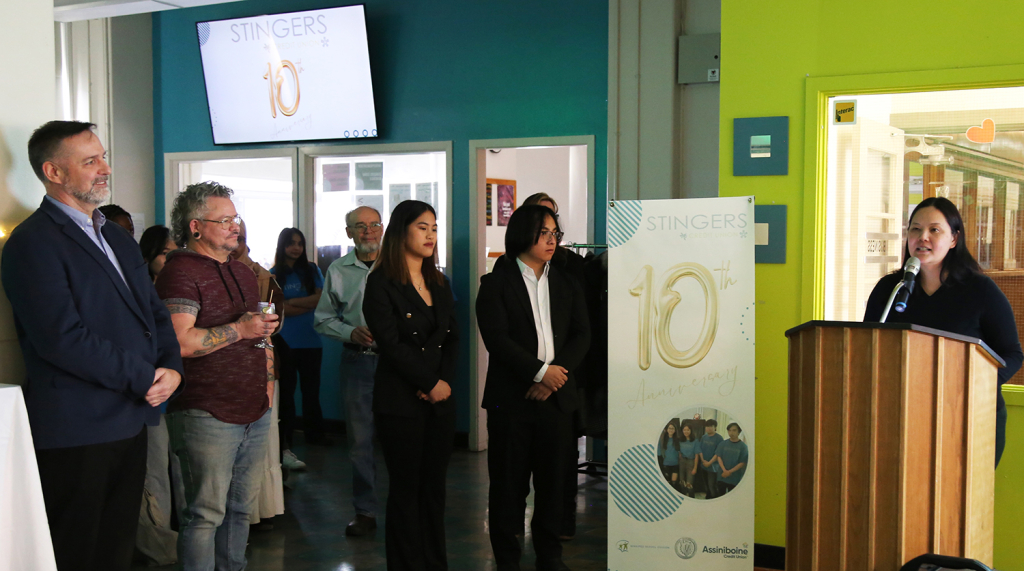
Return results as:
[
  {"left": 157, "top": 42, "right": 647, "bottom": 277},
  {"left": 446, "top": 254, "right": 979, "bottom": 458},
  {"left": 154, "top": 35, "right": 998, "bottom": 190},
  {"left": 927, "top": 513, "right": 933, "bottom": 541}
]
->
[{"left": 606, "top": 197, "right": 755, "bottom": 570}]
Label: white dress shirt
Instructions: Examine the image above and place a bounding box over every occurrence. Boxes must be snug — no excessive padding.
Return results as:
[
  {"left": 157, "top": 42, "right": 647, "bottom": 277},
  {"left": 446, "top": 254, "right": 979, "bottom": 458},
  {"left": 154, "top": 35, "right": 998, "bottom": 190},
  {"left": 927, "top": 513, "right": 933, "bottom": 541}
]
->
[{"left": 516, "top": 257, "right": 555, "bottom": 383}]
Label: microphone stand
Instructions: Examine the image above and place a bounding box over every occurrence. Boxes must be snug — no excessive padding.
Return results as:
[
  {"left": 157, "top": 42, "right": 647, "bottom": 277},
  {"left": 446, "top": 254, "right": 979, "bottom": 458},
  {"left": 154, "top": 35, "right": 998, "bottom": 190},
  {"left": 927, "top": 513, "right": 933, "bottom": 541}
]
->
[{"left": 878, "top": 280, "right": 905, "bottom": 323}]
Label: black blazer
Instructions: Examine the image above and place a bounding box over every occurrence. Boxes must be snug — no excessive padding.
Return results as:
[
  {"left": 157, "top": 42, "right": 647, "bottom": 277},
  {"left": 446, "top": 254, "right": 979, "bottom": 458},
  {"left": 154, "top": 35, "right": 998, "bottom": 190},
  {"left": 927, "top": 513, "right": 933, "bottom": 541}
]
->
[
  {"left": 363, "top": 269, "right": 458, "bottom": 418},
  {"left": 0, "top": 198, "right": 183, "bottom": 449},
  {"left": 476, "top": 255, "right": 590, "bottom": 415}
]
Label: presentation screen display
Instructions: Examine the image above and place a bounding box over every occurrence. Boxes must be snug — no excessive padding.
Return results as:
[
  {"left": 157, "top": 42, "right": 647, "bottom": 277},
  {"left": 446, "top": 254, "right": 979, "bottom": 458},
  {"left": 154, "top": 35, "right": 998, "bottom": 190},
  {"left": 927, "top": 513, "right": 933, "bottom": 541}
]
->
[{"left": 197, "top": 5, "right": 378, "bottom": 144}]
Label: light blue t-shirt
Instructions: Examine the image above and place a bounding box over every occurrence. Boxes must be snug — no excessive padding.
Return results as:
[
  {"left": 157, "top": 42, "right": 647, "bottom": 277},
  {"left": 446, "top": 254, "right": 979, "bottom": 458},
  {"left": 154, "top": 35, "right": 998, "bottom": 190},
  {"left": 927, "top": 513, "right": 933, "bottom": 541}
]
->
[
  {"left": 699, "top": 432, "right": 724, "bottom": 463},
  {"left": 658, "top": 441, "right": 681, "bottom": 466},
  {"left": 714, "top": 439, "right": 749, "bottom": 485},
  {"left": 679, "top": 439, "right": 698, "bottom": 460},
  {"left": 272, "top": 265, "right": 325, "bottom": 349}
]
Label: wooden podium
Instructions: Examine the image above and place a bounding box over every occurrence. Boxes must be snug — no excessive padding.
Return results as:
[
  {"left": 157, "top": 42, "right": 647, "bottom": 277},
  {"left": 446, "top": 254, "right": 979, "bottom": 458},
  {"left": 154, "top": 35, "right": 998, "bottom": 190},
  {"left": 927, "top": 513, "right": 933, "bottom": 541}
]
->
[{"left": 785, "top": 322, "right": 1001, "bottom": 571}]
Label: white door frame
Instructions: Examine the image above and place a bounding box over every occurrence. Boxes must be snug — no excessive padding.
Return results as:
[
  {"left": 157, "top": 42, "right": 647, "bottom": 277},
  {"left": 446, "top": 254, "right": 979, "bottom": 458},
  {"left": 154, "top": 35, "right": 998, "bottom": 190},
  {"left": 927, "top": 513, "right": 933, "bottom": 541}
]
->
[{"left": 466, "top": 135, "right": 596, "bottom": 452}]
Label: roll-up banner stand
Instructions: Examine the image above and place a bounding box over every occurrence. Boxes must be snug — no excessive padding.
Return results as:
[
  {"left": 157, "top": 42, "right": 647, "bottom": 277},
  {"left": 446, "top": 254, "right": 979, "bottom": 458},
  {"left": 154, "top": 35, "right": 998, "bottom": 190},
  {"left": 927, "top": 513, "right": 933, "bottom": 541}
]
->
[{"left": 607, "top": 197, "right": 755, "bottom": 569}]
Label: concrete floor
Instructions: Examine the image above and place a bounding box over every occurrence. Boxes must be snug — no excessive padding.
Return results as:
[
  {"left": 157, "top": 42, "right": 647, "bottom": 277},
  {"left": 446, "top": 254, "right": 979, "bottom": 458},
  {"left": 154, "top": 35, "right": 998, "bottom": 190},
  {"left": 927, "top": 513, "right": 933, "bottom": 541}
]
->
[{"left": 137, "top": 435, "right": 609, "bottom": 570}]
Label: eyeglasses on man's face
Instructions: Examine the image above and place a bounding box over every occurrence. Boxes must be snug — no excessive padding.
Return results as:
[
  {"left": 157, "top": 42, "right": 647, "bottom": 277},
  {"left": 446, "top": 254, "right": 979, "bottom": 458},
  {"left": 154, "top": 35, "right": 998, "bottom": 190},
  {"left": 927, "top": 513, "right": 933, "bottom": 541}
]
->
[
  {"left": 539, "top": 229, "right": 564, "bottom": 243},
  {"left": 199, "top": 215, "right": 242, "bottom": 228},
  {"left": 349, "top": 222, "right": 383, "bottom": 233}
]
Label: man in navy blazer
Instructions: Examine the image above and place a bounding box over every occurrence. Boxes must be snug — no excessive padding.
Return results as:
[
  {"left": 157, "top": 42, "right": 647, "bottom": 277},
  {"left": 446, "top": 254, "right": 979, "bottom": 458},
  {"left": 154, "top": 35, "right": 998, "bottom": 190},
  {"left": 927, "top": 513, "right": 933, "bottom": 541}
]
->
[{"left": 1, "top": 121, "right": 183, "bottom": 571}]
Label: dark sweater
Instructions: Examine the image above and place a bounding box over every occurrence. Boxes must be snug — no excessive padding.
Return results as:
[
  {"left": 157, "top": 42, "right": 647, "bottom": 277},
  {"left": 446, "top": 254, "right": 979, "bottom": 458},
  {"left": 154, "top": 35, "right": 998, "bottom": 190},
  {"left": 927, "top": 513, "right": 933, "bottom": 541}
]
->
[
  {"left": 864, "top": 271, "right": 1023, "bottom": 411},
  {"left": 156, "top": 249, "right": 269, "bottom": 424}
]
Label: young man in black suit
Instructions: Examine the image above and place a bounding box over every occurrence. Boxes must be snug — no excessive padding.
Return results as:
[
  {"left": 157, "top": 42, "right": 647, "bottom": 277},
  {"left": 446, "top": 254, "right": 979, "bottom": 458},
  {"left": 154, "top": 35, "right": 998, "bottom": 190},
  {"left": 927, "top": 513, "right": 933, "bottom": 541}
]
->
[
  {"left": 476, "top": 204, "right": 591, "bottom": 571},
  {"left": 2, "top": 121, "right": 183, "bottom": 571}
]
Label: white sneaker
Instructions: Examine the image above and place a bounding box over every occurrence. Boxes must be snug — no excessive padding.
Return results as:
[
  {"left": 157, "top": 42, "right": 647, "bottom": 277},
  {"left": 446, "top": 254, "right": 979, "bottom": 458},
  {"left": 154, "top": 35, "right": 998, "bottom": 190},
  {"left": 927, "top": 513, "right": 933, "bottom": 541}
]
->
[{"left": 282, "top": 449, "right": 306, "bottom": 471}]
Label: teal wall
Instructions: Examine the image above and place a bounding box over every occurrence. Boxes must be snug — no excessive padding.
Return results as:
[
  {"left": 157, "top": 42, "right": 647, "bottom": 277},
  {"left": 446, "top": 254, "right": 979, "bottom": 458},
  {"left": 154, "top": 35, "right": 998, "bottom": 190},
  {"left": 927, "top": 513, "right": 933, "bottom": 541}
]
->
[{"left": 153, "top": 0, "right": 609, "bottom": 431}]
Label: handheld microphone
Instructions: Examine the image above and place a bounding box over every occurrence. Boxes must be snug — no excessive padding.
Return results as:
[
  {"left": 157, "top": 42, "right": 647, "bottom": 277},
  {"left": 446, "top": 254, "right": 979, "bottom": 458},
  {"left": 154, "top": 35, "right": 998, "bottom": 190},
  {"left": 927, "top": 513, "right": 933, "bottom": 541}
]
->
[{"left": 892, "top": 256, "right": 921, "bottom": 313}]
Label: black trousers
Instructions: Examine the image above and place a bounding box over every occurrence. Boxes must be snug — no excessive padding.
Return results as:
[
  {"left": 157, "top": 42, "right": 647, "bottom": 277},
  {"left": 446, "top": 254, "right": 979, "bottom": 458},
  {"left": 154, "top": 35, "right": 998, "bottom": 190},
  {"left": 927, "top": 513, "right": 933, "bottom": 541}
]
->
[
  {"left": 35, "top": 427, "right": 148, "bottom": 571},
  {"left": 488, "top": 404, "right": 574, "bottom": 568},
  {"left": 996, "top": 405, "right": 1007, "bottom": 468},
  {"left": 276, "top": 338, "right": 325, "bottom": 447},
  {"left": 376, "top": 411, "right": 455, "bottom": 571}
]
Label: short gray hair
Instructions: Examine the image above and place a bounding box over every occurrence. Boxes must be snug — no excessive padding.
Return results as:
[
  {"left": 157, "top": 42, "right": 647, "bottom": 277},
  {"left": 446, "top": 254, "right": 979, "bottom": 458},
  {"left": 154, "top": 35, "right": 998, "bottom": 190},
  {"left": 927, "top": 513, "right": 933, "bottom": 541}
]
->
[
  {"left": 170, "top": 181, "right": 234, "bottom": 246},
  {"left": 345, "top": 205, "right": 382, "bottom": 227}
]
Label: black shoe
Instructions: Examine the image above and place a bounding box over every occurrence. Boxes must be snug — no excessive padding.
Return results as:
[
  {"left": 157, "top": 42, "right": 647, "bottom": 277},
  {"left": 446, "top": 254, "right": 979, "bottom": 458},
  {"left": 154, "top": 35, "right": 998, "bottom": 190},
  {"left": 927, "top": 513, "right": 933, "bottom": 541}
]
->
[
  {"left": 496, "top": 564, "right": 521, "bottom": 571},
  {"left": 345, "top": 514, "right": 377, "bottom": 537}
]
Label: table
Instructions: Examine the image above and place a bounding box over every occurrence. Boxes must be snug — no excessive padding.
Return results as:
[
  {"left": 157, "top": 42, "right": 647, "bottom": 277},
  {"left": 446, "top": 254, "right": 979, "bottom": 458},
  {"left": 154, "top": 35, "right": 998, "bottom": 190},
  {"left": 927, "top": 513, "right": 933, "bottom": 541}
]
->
[{"left": 0, "top": 384, "right": 56, "bottom": 571}]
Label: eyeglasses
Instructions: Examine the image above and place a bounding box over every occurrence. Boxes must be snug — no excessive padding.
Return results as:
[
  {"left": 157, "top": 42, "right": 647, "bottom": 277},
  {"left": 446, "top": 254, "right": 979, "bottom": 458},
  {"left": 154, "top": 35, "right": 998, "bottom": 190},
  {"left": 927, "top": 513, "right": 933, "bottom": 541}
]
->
[
  {"left": 199, "top": 215, "right": 242, "bottom": 227},
  {"left": 348, "top": 222, "right": 383, "bottom": 233},
  {"left": 539, "top": 230, "right": 564, "bottom": 243}
]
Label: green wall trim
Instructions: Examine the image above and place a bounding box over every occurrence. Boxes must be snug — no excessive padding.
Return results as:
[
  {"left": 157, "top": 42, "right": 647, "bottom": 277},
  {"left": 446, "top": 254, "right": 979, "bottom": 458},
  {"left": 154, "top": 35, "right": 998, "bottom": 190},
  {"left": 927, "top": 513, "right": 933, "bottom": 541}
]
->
[{"left": 1003, "top": 384, "right": 1024, "bottom": 408}]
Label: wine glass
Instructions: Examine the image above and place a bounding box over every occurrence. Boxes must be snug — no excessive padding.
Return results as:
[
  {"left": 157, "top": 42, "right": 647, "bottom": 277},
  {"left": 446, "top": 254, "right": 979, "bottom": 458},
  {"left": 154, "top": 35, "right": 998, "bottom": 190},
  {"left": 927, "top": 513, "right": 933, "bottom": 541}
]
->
[{"left": 255, "top": 302, "right": 276, "bottom": 349}]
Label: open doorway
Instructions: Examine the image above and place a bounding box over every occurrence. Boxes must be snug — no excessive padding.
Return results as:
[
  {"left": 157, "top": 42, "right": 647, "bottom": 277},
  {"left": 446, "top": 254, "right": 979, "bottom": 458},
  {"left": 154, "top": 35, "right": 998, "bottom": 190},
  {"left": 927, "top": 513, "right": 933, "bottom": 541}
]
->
[
  {"left": 467, "top": 135, "right": 595, "bottom": 451},
  {"left": 483, "top": 145, "right": 590, "bottom": 271}
]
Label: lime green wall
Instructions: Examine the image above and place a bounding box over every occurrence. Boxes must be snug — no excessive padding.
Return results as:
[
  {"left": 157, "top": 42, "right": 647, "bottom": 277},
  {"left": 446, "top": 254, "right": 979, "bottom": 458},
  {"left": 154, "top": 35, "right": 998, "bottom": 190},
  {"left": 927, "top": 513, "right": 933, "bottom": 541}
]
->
[
  {"left": 719, "top": 0, "right": 1024, "bottom": 563},
  {"left": 995, "top": 387, "right": 1024, "bottom": 570}
]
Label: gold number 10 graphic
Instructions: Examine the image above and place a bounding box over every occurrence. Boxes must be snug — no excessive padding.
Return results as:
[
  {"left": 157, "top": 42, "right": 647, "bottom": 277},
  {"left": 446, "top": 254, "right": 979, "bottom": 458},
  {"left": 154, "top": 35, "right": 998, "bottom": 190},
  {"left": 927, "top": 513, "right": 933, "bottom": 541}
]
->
[
  {"left": 629, "top": 263, "right": 719, "bottom": 370},
  {"left": 263, "top": 60, "right": 301, "bottom": 118}
]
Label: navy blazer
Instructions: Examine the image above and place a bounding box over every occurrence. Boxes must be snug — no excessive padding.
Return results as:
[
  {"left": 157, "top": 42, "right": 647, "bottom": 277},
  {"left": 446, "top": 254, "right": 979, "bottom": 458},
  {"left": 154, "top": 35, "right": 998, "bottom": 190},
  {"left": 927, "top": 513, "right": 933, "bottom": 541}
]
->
[
  {"left": 0, "top": 198, "right": 183, "bottom": 449},
  {"left": 364, "top": 269, "right": 458, "bottom": 418},
  {"left": 476, "top": 256, "right": 590, "bottom": 415}
]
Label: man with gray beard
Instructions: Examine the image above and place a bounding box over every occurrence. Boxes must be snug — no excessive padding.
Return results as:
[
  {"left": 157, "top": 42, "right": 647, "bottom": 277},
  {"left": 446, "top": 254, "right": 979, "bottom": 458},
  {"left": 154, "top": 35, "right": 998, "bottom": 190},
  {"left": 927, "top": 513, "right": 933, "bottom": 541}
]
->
[
  {"left": 313, "top": 205, "right": 383, "bottom": 536},
  {"left": 1, "top": 120, "right": 183, "bottom": 571}
]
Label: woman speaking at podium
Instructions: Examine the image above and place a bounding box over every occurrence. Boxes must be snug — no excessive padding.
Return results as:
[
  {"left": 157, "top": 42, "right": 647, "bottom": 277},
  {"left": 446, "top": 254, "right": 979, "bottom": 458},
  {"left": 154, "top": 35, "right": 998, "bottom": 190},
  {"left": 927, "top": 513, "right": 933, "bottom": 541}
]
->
[{"left": 864, "top": 197, "right": 1022, "bottom": 466}]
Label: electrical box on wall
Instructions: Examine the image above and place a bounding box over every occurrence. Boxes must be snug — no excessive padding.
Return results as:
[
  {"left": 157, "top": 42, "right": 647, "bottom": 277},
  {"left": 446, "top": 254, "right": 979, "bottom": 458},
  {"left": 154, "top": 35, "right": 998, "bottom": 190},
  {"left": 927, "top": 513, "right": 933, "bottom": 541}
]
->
[{"left": 677, "top": 33, "right": 721, "bottom": 84}]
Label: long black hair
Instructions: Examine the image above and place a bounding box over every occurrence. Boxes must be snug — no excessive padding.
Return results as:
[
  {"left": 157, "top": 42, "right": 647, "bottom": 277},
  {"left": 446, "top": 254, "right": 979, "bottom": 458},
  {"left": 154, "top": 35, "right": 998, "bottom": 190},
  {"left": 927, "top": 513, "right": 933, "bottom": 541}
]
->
[
  {"left": 274, "top": 228, "right": 316, "bottom": 295},
  {"left": 903, "top": 196, "right": 981, "bottom": 285},
  {"left": 374, "top": 200, "right": 444, "bottom": 287},
  {"left": 504, "top": 204, "right": 560, "bottom": 261},
  {"left": 660, "top": 419, "right": 681, "bottom": 452},
  {"left": 139, "top": 225, "right": 171, "bottom": 279}
]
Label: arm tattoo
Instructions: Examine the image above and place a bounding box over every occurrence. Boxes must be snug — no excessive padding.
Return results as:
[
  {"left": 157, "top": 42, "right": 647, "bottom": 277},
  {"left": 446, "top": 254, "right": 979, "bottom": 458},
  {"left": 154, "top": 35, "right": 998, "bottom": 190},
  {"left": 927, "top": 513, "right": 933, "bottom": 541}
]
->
[
  {"left": 190, "top": 324, "right": 239, "bottom": 356},
  {"left": 166, "top": 303, "right": 199, "bottom": 316},
  {"left": 266, "top": 349, "right": 276, "bottom": 381}
]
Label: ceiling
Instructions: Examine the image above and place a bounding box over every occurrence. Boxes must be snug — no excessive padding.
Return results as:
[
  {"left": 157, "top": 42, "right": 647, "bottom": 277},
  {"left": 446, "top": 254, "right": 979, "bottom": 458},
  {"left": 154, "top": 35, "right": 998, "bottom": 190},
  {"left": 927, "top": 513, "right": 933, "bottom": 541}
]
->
[{"left": 54, "top": 0, "right": 244, "bottom": 22}]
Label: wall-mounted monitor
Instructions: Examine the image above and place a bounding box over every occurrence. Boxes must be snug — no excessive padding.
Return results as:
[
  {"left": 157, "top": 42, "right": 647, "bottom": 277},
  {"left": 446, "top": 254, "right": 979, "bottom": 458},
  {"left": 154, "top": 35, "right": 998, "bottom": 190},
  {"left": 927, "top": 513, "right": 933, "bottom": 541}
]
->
[{"left": 196, "top": 5, "right": 378, "bottom": 145}]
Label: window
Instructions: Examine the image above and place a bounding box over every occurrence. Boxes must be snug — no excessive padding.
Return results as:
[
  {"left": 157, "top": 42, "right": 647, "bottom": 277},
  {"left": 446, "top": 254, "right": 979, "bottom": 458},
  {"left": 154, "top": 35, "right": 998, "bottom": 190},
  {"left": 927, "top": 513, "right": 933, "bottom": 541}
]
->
[
  {"left": 311, "top": 150, "right": 448, "bottom": 272},
  {"left": 173, "top": 156, "right": 294, "bottom": 269},
  {"left": 824, "top": 87, "right": 1024, "bottom": 322}
]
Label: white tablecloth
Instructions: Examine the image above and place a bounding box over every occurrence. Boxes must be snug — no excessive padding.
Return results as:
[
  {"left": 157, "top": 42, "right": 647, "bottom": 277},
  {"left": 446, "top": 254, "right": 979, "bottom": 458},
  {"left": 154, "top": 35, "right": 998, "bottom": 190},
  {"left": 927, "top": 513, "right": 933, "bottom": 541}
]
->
[{"left": 0, "top": 384, "right": 56, "bottom": 571}]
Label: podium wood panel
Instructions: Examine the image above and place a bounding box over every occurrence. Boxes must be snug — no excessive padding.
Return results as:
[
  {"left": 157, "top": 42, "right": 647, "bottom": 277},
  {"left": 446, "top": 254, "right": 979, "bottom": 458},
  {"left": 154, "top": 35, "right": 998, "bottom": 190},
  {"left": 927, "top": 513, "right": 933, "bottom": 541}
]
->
[{"left": 786, "top": 324, "right": 997, "bottom": 571}]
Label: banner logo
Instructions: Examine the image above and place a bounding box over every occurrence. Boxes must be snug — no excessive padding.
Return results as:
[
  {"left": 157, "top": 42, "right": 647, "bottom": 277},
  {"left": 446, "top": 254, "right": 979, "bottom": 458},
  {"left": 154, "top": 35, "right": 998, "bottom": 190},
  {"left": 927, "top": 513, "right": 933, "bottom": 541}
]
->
[{"left": 675, "top": 537, "right": 698, "bottom": 559}]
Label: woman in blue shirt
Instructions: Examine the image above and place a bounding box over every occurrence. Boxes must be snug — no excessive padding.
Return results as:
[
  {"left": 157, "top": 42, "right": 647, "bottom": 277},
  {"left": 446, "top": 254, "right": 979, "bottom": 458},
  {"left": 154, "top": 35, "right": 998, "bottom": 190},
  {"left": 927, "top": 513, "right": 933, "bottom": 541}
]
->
[
  {"left": 677, "top": 423, "right": 699, "bottom": 497},
  {"left": 657, "top": 419, "right": 682, "bottom": 490},
  {"left": 271, "top": 228, "right": 328, "bottom": 451},
  {"left": 714, "top": 422, "right": 749, "bottom": 496}
]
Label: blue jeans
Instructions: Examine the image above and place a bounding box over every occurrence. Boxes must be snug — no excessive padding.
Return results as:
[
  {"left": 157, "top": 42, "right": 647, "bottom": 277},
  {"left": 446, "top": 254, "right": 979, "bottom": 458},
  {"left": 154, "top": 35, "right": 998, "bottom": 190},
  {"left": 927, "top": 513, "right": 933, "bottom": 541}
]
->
[
  {"left": 342, "top": 347, "right": 379, "bottom": 517},
  {"left": 168, "top": 408, "right": 270, "bottom": 571}
]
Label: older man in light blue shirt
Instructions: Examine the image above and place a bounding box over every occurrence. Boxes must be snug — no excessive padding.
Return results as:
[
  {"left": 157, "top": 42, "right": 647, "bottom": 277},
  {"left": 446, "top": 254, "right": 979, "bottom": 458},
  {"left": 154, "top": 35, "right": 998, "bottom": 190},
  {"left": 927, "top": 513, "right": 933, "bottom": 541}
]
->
[{"left": 313, "top": 205, "right": 383, "bottom": 537}]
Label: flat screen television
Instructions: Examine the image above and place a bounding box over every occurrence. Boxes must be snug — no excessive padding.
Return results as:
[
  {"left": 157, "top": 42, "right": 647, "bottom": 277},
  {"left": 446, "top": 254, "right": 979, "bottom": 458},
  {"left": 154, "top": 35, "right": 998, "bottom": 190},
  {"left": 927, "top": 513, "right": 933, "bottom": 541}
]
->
[{"left": 196, "top": 5, "right": 378, "bottom": 145}]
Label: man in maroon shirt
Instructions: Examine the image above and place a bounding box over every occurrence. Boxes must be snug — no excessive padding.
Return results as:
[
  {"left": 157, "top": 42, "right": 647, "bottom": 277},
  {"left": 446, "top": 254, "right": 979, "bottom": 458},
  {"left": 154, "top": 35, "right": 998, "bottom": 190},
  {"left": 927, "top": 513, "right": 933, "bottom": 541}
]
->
[{"left": 156, "top": 181, "right": 278, "bottom": 570}]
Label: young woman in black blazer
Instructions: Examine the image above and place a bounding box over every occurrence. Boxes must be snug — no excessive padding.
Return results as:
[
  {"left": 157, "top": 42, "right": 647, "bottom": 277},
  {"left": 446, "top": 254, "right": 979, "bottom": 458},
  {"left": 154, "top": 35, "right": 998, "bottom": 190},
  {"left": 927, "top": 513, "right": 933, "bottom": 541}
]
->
[
  {"left": 363, "top": 200, "right": 458, "bottom": 571},
  {"left": 476, "top": 205, "right": 591, "bottom": 571}
]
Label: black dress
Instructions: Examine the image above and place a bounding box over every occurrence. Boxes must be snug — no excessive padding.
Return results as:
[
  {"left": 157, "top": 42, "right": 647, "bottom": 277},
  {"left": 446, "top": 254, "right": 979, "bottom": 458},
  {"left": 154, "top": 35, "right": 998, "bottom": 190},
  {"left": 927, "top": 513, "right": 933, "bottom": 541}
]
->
[{"left": 864, "top": 270, "right": 1022, "bottom": 465}]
